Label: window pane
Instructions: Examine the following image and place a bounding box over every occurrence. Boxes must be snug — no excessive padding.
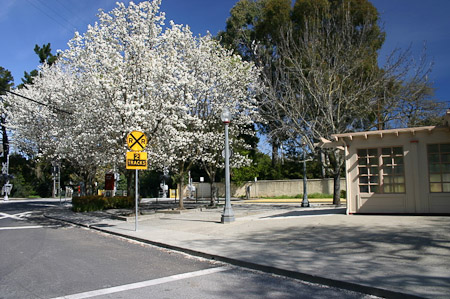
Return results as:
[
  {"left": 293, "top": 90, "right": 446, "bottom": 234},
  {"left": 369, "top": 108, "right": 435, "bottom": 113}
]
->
[
  {"left": 382, "top": 148, "right": 391, "bottom": 155},
  {"left": 430, "top": 183, "right": 442, "bottom": 192},
  {"left": 384, "top": 176, "right": 392, "bottom": 184},
  {"left": 394, "top": 176, "right": 405, "bottom": 183},
  {"left": 359, "top": 176, "right": 368, "bottom": 184},
  {"left": 370, "top": 167, "right": 379, "bottom": 175},
  {"left": 428, "top": 144, "right": 439, "bottom": 153},
  {"left": 429, "top": 154, "right": 440, "bottom": 163},
  {"left": 396, "top": 184, "right": 406, "bottom": 193},
  {"left": 394, "top": 167, "right": 404, "bottom": 175},
  {"left": 430, "top": 174, "right": 441, "bottom": 183},
  {"left": 440, "top": 144, "right": 450, "bottom": 152},
  {"left": 368, "top": 148, "right": 377, "bottom": 156},
  {"left": 394, "top": 157, "right": 404, "bottom": 164},
  {"left": 429, "top": 164, "right": 441, "bottom": 173},
  {"left": 360, "top": 185, "right": 369, "bottom": 193},
  {"left": 370, "top": 185, "right": 378, "bottom": 193},
  {"left": 358, "top": 158, "right": 367, "bottom": 165},
  {"left": 427, "top": 144, "right": 450, "bottom": 193},
  {"left": 443, "top": 173, "right": 450, "bottom": 182},
  {"left": 384, "top": 185, "right": 392, "bottom": 193},
  {"left": 369, "top": 158, "right": 378, "bottom": 165},
  {"left": 382, "top": 157, "right": 391, "bottom": 165},
  {"left": 443, "top": 164, "right": 450, "bottom": 173},
  {"left": 357, "top": 149, "right": 367, "bottom": 157},
  {"left": 383, "top": 167, "right": 392, "bottom": 175},
  {"left": 359, "top": 167, "right": 368, "bottom": 175},
  {"left": 393, "top": 147, "right": 403, "bottom": 155},
  {"left": 441, "top": 154, "right": 450, "bottom": 163},
  {"left": 443, "top": 183, "right": 450, "bottom": 192},
  {"left": 370, "top": 176, "right": 379, "bottom": 183}
]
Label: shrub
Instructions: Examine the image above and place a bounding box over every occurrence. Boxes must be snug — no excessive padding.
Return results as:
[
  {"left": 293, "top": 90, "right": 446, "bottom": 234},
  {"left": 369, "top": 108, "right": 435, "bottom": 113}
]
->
[
  {"left": 106, "top": 196, "right": 134, "bottom": 209},
  {"left": 72, "top": 195, "right": 134, "bottom": 212}
]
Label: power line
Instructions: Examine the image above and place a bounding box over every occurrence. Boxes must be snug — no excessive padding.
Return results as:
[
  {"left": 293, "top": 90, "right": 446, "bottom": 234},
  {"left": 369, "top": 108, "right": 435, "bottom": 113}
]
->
[
  {"left": 35, "top": 0, "right": 79, "bottom": 30},
  {"left": 1, "top": 89, "right": 72, "bottom": 115},
  {"left": 25, "top": 0, "right": 75, "bottom": 34},
  {"left": 55, "top": 0, "right": 93, "bottom": 29}
]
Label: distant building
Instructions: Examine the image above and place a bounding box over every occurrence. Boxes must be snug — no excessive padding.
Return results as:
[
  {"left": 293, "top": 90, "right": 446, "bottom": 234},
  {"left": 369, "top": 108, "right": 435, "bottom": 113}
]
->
[{"left": 327, "top": 111, "right": 450, "bottom": 214}]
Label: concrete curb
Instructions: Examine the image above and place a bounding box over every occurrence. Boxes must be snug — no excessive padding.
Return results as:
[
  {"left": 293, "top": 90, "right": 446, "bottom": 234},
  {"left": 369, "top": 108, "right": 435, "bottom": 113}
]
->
[{"left": 44, "top": 214, "right": 423, "bottom": 299}]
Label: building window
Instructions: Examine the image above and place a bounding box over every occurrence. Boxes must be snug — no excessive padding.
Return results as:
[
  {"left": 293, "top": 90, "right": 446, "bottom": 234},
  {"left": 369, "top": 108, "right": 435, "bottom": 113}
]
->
[
  {"left": 381, "top": 147, "right": 405, "bottom": 193},
  {"left": 428, "top": 143, "right": 450, "bottom": 193},
  {"left": 358, "top": 148, "right": 379, "bottom": 193},
  {"left": 358, "top": 147, "right": 405, "bottom": 194}
]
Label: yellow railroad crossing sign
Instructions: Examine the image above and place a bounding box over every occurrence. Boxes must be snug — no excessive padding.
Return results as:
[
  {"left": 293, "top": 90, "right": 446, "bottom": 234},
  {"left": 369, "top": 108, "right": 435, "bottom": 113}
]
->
[
  {"left": 126, "top": 151, "right": 148, "bottom": 170},
  {"left": 127, "top": 131, "right": 147, "bottom": 151}
]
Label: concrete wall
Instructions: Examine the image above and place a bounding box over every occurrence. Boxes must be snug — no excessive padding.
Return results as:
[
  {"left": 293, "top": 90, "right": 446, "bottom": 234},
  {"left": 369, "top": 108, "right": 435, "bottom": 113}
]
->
[{"left": 190, "top": 178, "right": 346, "bottom": 198}]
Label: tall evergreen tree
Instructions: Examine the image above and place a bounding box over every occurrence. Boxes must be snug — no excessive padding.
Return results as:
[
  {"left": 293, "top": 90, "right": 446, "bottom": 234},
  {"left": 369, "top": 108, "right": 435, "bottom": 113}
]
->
[
  {"left": 19, "top": 43, "right": 58, "bottom": 88},
  {"left": 0, "top": 67, "right": 13, "bottom": 170}
]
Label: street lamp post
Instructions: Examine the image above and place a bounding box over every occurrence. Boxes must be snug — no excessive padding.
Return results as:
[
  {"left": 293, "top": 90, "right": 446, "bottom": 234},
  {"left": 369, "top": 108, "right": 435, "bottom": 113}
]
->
[
  {"left": 221, "top": 107, "right": 235, "bottom": 223},
  {"left": 301, "top": 144, "right": 310, "bottom": 207}
]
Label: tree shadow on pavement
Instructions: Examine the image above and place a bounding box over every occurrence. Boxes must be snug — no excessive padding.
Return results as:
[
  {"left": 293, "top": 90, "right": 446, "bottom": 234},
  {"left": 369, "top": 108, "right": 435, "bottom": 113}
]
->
[{"left": 186, "top": 217, "right": 450, "bottom": 298}]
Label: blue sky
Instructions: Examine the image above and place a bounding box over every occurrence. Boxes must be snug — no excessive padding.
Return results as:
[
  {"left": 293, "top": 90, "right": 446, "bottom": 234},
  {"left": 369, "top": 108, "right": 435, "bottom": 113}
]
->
[{"left": 1, "top": 0, "right": 449, "bottom": 107}]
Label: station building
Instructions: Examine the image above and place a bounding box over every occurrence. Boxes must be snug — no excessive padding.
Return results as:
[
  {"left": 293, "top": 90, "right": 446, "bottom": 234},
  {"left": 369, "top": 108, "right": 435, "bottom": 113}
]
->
[{"left": 329, "top": 111, "right": 450, "bottom": 214}]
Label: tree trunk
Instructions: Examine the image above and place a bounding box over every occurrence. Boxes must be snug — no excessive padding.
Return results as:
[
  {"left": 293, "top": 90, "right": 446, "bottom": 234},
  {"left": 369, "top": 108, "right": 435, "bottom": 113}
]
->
[
  {"left": 1, "top": 115, "right": 8, "bottom": 165},
  {"left": 319, "top": 151, "right": 326, "bottom": 179},
  {"left": 178, "top": 174, "right": 184, "bottom": 210},
  {"left": 271, "top": 142, "right": 279, "bottom": 167},
  {"left": 301, "top": 159, "right": 310, "bottom": 207},
  {"left": 209, "top": 183, "right": 217, "bottom": 207},
  {"left": 329, "top": 150, "right": 342, "bottom": 205},
  {"left": 207, "top": 169, "right": 217, "bottom": 207},
  {"left": 126, "top": 171, "right": 133, "bottom": 198},
  {"left": 333, "top": 171, "right": 341, "bottom": 205}
]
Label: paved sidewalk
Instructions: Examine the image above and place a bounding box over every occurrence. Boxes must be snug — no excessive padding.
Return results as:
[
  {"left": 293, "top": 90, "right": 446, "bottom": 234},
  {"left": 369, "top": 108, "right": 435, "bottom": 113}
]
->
[{"left": 44, "top": 202, "right": 450, "bottom": 298}]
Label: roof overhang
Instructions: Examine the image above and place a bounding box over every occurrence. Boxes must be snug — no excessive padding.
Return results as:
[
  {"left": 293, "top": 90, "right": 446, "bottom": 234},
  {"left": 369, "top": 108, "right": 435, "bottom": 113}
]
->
[
  {"left": 317, "top": 110, "right": 450, "bottom": 149},
  {"left": 332, "top": 126, "right": 438, "bottom": 141}
]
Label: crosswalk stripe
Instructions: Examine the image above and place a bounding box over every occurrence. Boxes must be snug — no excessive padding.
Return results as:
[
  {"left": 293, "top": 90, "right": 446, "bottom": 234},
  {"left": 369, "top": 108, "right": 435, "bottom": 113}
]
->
[{"left": 50, "top": 266, "right": 229, "bottom": 299}]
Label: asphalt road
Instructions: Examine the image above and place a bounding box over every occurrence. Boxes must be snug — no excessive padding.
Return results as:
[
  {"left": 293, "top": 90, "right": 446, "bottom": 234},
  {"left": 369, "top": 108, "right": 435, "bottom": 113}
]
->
[{"left": 0, "top": 199, "right": 376, "bottom": 298}]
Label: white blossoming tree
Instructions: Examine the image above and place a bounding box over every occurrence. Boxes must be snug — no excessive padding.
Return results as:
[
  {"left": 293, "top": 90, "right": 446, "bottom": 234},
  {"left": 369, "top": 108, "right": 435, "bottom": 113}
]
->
[
  {"left": 149, "top": 23, "right": 260, "bottom": 208},
  {"left": 8, "top": 0, "right": 260, "bottom": 206}
]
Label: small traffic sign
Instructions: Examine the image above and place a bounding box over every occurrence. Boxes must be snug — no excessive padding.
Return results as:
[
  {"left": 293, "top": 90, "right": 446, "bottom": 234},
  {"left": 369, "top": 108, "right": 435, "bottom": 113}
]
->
[
  {"left": 126, "top": 151, "right": 148, "bottom": 170},
  {"left": 127, "top": 131, "right": 148, "bottom": 151}
]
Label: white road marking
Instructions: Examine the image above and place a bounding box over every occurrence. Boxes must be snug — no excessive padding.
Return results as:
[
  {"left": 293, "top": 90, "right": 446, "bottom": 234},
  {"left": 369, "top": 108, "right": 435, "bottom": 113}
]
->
[
  {"left": 258, "top": 213, "right": 337, "bottom": 221},
  {"left": 50, "top": 266, "right": 229, "bottom": 299},
  {"left": 0, "top": 225, "right": 59, "bottom": 230},
  {"left": 0, "top": 211, "right": 33, "bottom": 220},
  {"left": 28, "top": 203, "right": 57, "bottom": 207}
]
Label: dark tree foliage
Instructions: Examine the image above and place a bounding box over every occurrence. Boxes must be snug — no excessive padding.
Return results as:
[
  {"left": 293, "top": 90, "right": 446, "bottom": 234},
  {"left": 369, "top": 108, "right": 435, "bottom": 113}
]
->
[
  {"left": 19, "top": 43, "right": 58, "bottom": 88},
  {"left": 0, "top": 66, "right": 14, "bottom": 165}
]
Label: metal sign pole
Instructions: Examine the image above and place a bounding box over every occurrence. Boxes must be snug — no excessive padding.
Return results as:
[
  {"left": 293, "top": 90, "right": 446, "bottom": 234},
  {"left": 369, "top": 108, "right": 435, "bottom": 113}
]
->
[
  {"left": 135, "top": 169, "right": 138, "bottom": 231},
  {"left": 59, "top": 162, "right": 62, "bottom": 205}
]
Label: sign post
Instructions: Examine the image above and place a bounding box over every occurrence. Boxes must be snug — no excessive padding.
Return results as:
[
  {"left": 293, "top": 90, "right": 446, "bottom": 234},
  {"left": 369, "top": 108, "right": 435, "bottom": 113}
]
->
[{"left": 126, "top": 131, "right": 148, "bottom": 231}]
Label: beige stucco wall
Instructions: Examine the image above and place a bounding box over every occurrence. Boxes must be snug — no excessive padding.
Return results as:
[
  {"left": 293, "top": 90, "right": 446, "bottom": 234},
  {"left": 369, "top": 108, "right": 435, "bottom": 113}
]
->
[{"left": 343, "top": 127, "right": 450, "bottom": 214}]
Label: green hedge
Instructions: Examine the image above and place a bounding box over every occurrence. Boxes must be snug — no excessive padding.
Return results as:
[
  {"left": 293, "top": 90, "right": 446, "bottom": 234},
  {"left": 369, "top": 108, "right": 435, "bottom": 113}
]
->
[{"left": 72, "top": 195, "right": 134, "bottom": 212}]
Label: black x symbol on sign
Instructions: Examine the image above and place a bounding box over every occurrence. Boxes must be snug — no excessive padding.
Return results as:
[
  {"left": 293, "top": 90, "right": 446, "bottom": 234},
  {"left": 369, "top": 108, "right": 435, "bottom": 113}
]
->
[{"left": 128, "top": 131, "right": 147, "bottom": 151}]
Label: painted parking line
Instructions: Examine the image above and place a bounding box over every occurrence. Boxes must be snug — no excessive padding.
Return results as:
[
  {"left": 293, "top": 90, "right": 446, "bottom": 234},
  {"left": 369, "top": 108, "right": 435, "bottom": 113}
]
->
[
  {"left": 50, "top": 266, "right": 228, "bottom": 299},
  {"left": 0, "top": 225, "right": 60, "bottom": 230}
]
